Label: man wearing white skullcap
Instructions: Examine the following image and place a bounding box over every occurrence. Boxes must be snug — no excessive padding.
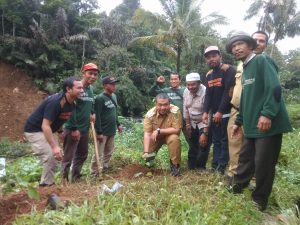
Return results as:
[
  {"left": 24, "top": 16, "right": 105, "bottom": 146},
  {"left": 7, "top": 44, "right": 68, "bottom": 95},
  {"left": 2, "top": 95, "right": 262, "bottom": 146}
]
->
[{"left": 183, "top": 72, "right": 211, "bottom": 171}]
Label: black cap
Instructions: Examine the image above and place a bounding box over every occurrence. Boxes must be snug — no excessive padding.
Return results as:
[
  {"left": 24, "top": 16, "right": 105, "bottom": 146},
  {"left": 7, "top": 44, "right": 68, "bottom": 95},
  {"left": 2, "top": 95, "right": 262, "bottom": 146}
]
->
[{"left": 102, "top": 76, "right": 120, "bottom": 85}]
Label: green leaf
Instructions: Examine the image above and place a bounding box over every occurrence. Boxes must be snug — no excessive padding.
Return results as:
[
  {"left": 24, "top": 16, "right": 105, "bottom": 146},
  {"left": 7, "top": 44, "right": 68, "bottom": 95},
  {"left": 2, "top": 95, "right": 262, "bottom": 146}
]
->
[{"left": 27, "top": 185, "right": 40, "bottom": 200}]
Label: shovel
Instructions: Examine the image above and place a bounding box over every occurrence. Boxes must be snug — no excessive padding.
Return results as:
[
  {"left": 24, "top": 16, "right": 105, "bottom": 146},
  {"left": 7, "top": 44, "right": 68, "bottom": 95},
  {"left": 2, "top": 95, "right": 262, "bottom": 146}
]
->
[{"left": 90, "top": 121, "right": 103, "bottom": 178}]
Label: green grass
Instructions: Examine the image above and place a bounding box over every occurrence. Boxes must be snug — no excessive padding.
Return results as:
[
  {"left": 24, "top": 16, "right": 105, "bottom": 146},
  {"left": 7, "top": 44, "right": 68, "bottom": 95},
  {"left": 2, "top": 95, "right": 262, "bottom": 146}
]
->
[{"left": 1, "top": 105, "right": 300, "bottom": 224}]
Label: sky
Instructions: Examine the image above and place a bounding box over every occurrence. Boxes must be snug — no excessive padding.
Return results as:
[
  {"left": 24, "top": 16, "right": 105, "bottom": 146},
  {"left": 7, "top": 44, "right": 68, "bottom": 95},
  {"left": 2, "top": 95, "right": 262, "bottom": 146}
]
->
[{"left": 97, "top": 0, "right": 300, "bottom": 54}]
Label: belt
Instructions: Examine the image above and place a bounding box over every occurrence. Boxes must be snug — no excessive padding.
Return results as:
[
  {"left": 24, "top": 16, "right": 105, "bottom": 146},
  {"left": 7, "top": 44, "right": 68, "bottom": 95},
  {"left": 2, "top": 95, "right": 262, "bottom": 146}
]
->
[
  {"left": 232, "top": 105, "right": 239, "bottom": 111},
  {"left": 222, "top": 113, "right": 231, "bottom": 118},
  {"left": 212, "top": 113, "right": 231, "bottom": 118}
]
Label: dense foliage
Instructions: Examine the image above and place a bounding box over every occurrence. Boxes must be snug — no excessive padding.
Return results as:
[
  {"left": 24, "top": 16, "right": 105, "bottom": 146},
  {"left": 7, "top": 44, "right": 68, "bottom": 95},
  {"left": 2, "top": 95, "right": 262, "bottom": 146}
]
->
[{"left": 0, "top": 0, "right": 299, "bottom": 116}]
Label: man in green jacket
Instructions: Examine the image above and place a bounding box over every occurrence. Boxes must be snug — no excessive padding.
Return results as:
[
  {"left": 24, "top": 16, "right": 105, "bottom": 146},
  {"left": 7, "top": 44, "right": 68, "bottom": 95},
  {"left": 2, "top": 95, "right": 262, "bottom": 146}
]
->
[
  {"left": 226, "top": 31, "right": 292, "bottom": 211},
  {"left": 90, "top": 76, "right": 123, "bottom": 176},
  {"left": 62, "top": 63, "right": 99, "bottom": 182}
]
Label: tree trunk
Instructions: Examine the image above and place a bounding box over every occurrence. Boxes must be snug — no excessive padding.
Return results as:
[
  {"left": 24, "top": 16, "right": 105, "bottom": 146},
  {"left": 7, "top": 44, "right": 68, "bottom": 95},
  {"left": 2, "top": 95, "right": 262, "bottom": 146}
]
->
[
  {"left": 176, "top": 46, "right": 181, "bottom": 73},
  {"left": 12, "top": 21, "right": 15, "bottom": 38},
  {"left": 1, "top": 9, "right": 4, "bottom": 40}
]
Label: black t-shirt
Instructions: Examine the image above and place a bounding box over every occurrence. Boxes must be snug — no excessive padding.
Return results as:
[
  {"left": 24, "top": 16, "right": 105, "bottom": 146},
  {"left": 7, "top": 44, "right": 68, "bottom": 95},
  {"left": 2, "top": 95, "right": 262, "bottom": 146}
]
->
[{"left": 24, "top": 92, "right": 75, "bottom": 133}]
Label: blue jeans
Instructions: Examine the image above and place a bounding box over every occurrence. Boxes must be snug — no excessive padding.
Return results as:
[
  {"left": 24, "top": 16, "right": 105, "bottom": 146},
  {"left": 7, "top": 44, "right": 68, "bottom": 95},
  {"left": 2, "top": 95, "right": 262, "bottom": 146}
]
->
[{"left": 211, "top": 117, "right": 229, "bottom": 173}]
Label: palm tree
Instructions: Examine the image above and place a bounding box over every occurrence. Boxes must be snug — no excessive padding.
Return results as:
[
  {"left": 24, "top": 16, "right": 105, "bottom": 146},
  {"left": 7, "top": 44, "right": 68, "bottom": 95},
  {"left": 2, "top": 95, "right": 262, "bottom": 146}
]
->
[
  {"left": 130, "top": 0, "right": 227, "bottom": 73},
  {"left": 245, "top": 0, "right": 300, "bottom": 56}
]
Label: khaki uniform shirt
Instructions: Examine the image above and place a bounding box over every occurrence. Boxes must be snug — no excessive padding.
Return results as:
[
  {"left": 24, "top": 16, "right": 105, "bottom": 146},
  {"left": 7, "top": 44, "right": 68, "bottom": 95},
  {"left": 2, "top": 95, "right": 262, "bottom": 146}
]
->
[
  {"left": 183, "top": 85, "right": 208, "bottom": 129},
  {"left": 144, "top": 104, "right": 182, "bottom": 133},
  {"left": 230, "top": 61, "right": 243, "bottom": 109}
]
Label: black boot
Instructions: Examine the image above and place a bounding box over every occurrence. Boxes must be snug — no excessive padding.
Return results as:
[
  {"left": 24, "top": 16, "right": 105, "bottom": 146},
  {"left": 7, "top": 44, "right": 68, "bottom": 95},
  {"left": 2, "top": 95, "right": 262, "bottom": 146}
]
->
[{"left": 170, "top": 163, "right": 181, "bottom": 177}]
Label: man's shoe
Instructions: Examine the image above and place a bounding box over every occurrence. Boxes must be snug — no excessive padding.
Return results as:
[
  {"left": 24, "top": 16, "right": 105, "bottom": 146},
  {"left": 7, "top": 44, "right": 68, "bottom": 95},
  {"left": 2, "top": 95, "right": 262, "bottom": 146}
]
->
[
  {"left": 170, "top": 164, "right": 181, "bottom": 177},
  {"left": 39, "top": 183, "right": 54, "bottom": 187},
  {"left": 252, "top": 200, "right": 267, "bottom": 212}
]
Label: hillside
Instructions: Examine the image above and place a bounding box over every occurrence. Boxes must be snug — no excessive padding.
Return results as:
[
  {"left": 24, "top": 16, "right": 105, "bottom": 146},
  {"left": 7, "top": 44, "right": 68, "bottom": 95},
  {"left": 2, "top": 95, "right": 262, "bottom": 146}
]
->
[{"left": 0, "top": 62, "right": 45, "bottom": 141}]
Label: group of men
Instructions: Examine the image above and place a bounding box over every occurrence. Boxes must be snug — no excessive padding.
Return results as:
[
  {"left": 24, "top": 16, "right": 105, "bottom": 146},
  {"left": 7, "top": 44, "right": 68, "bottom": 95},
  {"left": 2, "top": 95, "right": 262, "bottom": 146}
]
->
[
  {"left": 24, "top": 30, "right": 291, "bottom": 211},
  {"left": 142, "top": 30, "right": 292, "bottom": 211},
  {"left": 24, "top": 63, "right": 121, "bottom": 186}
]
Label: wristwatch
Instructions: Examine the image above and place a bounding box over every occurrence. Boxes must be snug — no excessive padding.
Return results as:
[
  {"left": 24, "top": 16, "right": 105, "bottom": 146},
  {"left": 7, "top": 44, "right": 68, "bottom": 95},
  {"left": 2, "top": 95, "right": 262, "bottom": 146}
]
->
[{"left": 156, "top": 128, "right": 160, "bottom": 135}]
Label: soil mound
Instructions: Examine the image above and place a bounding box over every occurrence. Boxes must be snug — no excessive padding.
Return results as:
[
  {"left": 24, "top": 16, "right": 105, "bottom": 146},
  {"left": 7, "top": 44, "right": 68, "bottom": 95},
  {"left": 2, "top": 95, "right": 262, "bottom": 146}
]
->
[{"left": 0, "top": 62, "right": 46, "bottom": 141}]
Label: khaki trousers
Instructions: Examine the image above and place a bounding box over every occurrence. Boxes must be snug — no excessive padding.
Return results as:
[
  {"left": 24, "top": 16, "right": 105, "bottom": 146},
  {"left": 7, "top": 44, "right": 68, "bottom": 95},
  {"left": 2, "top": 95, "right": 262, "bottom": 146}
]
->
[
  {"left": 24, "top": 132, "right": 58, "bottom": 185},
  {"left": 149, "top": 134, "right": 181, "bottom": 165},
  {"left": 90, "top": 135, "right": 115, "bottom": 175},
  {"left": 227, "top": 108, "right": 244, "bottom": 177}
]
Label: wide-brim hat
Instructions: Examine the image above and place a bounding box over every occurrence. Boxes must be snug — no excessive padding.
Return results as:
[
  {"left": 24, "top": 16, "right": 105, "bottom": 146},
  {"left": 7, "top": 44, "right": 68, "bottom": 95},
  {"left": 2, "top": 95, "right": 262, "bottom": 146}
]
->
[{"left": 226, "top": 31, "right": 257, "bottom": 54}]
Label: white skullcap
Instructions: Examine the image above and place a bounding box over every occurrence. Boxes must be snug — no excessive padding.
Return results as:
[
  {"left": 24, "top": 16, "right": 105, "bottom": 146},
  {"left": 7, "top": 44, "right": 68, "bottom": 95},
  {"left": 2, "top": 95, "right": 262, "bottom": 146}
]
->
[{"left": 186, "top": 73, "right": 201, "bottom": 82}]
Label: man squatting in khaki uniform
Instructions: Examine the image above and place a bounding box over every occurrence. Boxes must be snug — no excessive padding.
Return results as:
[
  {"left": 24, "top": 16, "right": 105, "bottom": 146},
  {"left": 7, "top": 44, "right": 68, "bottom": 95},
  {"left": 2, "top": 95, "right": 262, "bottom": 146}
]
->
[{"left": 142, "top": 93, "right": 182, "bottom": 176}]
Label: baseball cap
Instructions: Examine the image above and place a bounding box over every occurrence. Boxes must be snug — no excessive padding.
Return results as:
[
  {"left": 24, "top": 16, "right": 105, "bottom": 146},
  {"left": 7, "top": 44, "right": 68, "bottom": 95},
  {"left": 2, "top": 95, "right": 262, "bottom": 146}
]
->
[
  {"left": 82, "top": 63, "right": 99, "bottom": 72},
  {"left": 102, "top": 76, "right": 120, "bottom": 85},
  {"left": 204, "top": 46, "right": 220, "bottom": 56},
  {"left": 186, "top": 73, "right": 201, "bottom": 82}
]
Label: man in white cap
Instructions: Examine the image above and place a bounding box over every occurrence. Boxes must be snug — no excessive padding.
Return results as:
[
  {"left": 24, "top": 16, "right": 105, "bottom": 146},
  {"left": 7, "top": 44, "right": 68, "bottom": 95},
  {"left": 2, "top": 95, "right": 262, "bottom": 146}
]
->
[
  {"left": 202, "top": 46, "right": 236, "bottom": 174},
  {"left": 183, "top": 73, "right": 210, "bottom": 171},
  {"left": 226, "top": 31, "right": 292, "bottom": 211}
]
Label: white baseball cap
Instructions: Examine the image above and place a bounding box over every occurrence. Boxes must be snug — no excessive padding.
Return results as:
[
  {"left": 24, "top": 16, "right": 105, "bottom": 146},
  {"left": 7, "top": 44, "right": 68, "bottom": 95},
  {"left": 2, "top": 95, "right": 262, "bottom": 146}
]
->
[
  {"left": 186, "top": 73, "right": 201, "bottom": 82},
  {"left": 204, "top": 46, "right": 220, "bottom": 56}
]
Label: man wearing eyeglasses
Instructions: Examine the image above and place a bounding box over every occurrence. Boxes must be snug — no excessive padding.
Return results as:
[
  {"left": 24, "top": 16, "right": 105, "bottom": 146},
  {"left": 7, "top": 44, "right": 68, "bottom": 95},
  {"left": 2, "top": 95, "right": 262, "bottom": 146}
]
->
[{"left": 61, "top": 63, "right": 100, "bottom": 182}]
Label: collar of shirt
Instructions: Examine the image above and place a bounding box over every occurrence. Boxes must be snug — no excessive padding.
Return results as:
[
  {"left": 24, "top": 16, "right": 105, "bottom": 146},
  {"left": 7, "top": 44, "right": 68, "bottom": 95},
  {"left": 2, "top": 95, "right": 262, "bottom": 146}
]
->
[{"left": 243, "top": 53, "right": 256, "bottom": 67}]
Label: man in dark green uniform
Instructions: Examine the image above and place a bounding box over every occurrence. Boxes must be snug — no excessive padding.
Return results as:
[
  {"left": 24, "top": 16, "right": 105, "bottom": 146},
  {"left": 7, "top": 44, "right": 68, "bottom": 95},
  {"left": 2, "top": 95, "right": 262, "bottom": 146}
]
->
[
  {"left": 90, "top": 76, "right": 123, "bottom": 176},
  {"left": 62, "top": 63, "right": 99, "bottom": 182},
  {"left": 226, "top": 31, "right": 292, "bottom": 211}
]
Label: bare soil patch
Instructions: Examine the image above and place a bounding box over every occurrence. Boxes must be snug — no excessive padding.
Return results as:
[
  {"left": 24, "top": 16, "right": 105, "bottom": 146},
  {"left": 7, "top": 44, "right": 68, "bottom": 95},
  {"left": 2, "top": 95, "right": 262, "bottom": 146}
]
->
[
  {"left": 0, "top": 164, "right": 164, "bottom": 225},
  {"left": 0, "top": 61, "right": 46, "bottom": 141}
]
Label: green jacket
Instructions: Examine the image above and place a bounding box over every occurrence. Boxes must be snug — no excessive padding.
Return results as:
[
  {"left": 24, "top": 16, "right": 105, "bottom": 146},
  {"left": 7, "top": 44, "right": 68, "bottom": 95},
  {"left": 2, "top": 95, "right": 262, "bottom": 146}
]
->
[
  {"left": 236, "top": 54, "right": 292, "bottom": 138},
  {"left": 149, "top": 84, "right": 185, "bottom": 113},
  {"left": 64, "top": 85, "right": 94, "bottom": 133},
  {"left": 94, "top": 92, "right": 119, "bottom": 136}
]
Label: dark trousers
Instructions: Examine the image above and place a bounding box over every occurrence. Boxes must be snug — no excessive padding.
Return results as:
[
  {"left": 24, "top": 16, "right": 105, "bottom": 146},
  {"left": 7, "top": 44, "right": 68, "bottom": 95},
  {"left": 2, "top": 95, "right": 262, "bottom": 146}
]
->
[
  {"left": 188, "top": 126, "right": 211, "bottom": 169},
  {"left": 211, "top": 117, "right": 229, "bottom": 173},
  {"left": 234, "top": 134, "right": 282, "bottom": 207},
  {"left": 62, "top": 129, "right": 89, "bottom": 181}
]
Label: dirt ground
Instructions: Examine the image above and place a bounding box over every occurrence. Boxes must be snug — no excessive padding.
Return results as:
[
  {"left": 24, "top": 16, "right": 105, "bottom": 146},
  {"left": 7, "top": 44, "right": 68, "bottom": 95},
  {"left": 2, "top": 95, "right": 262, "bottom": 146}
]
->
[
  {"left": 0, "top": 164, "right": 162, "bottom": 225},
  {"left": 0, "top": 61, "right": 47, "bottom": 141}
]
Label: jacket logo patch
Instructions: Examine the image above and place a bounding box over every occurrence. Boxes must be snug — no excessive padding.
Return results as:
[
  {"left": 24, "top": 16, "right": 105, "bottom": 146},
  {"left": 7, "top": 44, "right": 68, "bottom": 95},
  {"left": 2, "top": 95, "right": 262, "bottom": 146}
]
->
[{"left": 243, "top": 78, "right": 255, "bottom": 86}]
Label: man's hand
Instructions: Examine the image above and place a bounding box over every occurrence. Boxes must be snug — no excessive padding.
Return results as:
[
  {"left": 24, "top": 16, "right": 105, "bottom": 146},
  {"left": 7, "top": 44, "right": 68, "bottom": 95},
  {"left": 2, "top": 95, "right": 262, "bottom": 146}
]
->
[
  {"left": 157, "top": 75, "right": 165, "bottom": 84},
  {"left": 185, "top": 123, "right": 192, "bottom": 136},
  {"left": 213, "top": 112, "right": 223, "bottom": 123},
  {"left": 96, "top": 134, "right": 104, "bottom": 142},
  {"left": 257, "top": 115, "right": 272, "bottom": 132},
  {"left": 118, "top": 125, "right": 123, "bottom": 134},
  {"left": 150, "top": 130, "right": 159, "bottom": 142},
  {"left": 142, "top": 152, "right": 156, "bottom": 162},
  {"left": 52, "top": 146, "right": 63, "bottom": 161},
  {"left": 71, "top": 130, "right": 80, "bottom": 141},
  {"left": 202, "top": 112, "right": 208, "bottom": 125},
  {"left": 90, "top": 114, "right": 96, "bottom": 123},
  {"left": 199, "top": 133, "right": 208, "bottom": 147},
  {"left": 231, "top": 125, "right": 241, "bottom": 138}
]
